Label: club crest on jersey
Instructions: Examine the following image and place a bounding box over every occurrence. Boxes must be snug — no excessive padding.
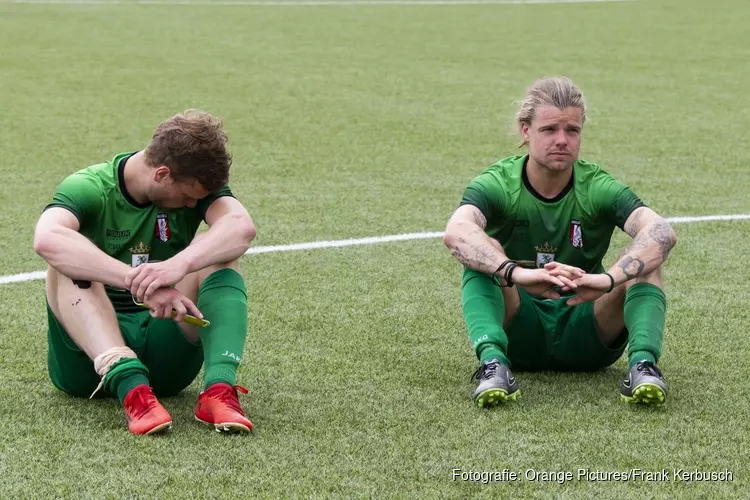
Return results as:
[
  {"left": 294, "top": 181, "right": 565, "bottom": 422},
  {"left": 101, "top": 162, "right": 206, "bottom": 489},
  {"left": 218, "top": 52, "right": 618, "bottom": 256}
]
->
[
  {"left": 535, "top": 242, "right": 557, "bottom": 268},
  {"left": 155, "top": 213, "right": 171, "bottom": 243},
  {"left": 570, "top": 220, "right": 584, "bottom": 249},
  {"left": 129, "top": 241, "right": 151, "bottom": 267}
]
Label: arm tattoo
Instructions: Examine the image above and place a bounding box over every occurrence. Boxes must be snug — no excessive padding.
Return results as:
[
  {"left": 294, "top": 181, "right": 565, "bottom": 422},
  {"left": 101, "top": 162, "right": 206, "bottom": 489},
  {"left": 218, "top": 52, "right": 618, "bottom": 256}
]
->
[
  {"left": 471, "top": 209, "right": 487, "bottom": 229},
  {"left": 624, "top": 232, "right": 648, "bottom": 254},
  {"left": 617, "top": 255, "right": 645, "bottom": 280},
  {"left": 648, "top": 219, "right": 676, "bottom": 260},
  {"left": 615, "top": 232, "right": 647, "bottom": 262},
  {"left": 474, "top": 244, "right": 495, "bottom": 266},
  {"left": 447, "top": 208, "right": 496, "bottom": 271},
  {"left": 624, "top": 207, "right": 646, "bottom": 238},
  {"left": 451, "top": 241, "right": 496, "bottom": 271}
]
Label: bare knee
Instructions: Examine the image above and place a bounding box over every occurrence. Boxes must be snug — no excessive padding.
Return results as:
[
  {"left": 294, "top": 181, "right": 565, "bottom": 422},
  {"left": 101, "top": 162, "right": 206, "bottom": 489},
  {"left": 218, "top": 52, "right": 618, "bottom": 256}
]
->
[
  {"left": 46, "top": 266, "right": 109, "bottom": 316},
  {"left": 188, "top": 232, "right": 240, "bottom": 282},
  {"left": 196, "top": 260, "right": 240, "bottom": 286},
  {"left": 45, "top": 267, "right": 125, "bottom": 359}
]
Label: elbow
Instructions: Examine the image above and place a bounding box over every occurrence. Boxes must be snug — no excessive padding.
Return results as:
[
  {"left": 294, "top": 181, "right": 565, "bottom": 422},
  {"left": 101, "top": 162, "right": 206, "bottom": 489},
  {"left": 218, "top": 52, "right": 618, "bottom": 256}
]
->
[
  {"left": 33, "top": 234, "right": 47, "bottom": 257},
  {"left": 661, "top": 219, "right": 678, "bottom": 251},
  {"left": 33, "top": 228, "right": 57, "bottom": 259},
  {"left": 443, "top": 221, "right": 466, "bottom": 249},
  {"left": 651, "top": 219, "right": 678, "bottom": 260},
  {"left": 668, "top": 226, "right": 678, "bottom": 252},
  {"left": 230, "top": 212, "right": 256, "bottom": 248},
  {"left": 443, "top": 225, "right": 457, "bottom": 249},
  {"left": 246, "top": 224, "right": 257, "bottom": 245}
]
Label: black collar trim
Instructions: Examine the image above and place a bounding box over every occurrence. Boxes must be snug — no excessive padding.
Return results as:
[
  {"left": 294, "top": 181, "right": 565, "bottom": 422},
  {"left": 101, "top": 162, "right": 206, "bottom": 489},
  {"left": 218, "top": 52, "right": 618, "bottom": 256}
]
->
[
  {"left": 522, "top": 157, "right": 575, "bottom": 203},
  {"left": 118, "top": 152, "right": 151, "bottom": 209}
]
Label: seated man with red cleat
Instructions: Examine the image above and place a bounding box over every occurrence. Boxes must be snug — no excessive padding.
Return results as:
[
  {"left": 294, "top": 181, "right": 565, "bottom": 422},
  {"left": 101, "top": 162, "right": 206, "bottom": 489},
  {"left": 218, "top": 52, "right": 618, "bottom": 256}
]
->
[{"left": 34, "top": 110, "right": 256, "bottom": 435}]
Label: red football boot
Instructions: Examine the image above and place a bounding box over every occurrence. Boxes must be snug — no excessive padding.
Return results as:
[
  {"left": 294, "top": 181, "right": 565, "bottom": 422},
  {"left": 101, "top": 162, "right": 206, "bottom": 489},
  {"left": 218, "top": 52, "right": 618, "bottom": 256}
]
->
[
  {"left": 194, "top": 383, "right": 253, "bottom": 433},
  {"left": 123, "top": 384, "right": 173, "bottom": 435}
]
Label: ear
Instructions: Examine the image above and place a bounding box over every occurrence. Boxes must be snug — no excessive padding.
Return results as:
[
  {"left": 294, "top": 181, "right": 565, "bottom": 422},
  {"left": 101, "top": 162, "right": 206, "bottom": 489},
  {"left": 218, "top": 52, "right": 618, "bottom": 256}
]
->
[
  {"left": 519, "top": 122, "right": 530, "bottom": 143},
  {"left": 153, "top": 166, "right": 172, "bottom": 183}
]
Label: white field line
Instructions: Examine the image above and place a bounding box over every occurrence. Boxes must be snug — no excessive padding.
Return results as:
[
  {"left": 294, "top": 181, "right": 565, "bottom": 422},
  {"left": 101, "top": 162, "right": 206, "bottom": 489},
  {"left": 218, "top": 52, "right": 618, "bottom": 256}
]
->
[
  {"left": 1, "top": 213, "right": 748, "bottom": 286},
  {"left": 6, "top": 0, "right": 632, "bottom": 6}
]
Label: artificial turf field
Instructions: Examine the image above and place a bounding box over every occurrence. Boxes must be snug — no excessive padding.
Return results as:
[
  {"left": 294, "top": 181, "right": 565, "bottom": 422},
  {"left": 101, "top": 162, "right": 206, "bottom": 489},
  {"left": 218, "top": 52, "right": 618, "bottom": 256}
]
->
[{"left": 0, "top": 0, "right": 748, "bottom": 496}]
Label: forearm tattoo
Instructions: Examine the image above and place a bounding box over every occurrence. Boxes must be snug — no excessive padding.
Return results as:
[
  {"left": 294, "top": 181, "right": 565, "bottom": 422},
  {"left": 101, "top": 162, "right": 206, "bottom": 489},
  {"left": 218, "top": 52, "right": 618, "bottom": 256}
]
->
[
  {"left": 615, "top": 218, "right": 674, "bottom": 280},
  {"left": 452, "top": 237, "right": 497, "bottom": 271},
  {"left": 447, "top": 207, "right": 496, "bottom": 271},
  {"left": 617, "top": 255, "right": 646, "bottom": 280},
  {"left": 623, "top": 232, "right": 649, "bottom": 254}
]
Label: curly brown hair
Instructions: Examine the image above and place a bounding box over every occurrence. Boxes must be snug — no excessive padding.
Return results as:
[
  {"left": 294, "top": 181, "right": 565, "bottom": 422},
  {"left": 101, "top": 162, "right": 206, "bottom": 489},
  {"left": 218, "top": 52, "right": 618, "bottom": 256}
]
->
[{"left": 144, "top": 109, "right": 232, "bottom": 192}]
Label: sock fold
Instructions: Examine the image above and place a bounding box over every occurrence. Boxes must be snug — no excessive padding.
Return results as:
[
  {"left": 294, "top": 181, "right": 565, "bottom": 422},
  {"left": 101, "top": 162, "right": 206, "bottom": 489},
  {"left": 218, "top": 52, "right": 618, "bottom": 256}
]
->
[{"left": 103, "top": 358, "right": 150, "bottom": 404}]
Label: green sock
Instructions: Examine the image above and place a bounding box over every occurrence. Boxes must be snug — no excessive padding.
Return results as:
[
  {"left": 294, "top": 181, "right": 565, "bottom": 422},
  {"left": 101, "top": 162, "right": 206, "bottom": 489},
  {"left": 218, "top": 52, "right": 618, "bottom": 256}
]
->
[
  {"left": 462, "top": 273, "right": 511, "bottom": 367},
  {"left": 103, "top": 358, "right": 150, "bottom": 404},
  {"left": 197, "top": 268, "right": 248, "bottom": 390},
  {"left": 624, "top": 283, "right": 666, "bottom": 369}
]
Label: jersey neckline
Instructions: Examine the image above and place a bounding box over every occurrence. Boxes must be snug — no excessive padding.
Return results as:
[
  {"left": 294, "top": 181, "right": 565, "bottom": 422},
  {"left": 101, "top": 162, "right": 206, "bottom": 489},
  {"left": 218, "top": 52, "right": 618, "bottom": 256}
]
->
[
  {"left": 117, "top": 152, "right": 152, "bottom": 209},
  {"left": 521, "top": 155, "right": 575, "bottom": 204}
]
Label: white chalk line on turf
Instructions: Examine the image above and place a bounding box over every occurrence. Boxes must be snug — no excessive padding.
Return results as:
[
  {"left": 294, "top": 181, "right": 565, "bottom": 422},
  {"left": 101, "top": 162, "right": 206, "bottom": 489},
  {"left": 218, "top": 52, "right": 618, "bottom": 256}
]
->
[
  {"left": 6, "top": 0, "right": 632, "bottom": 6},
  {"left": 1, "top": 213, "right": 748, "bottom": 286}
]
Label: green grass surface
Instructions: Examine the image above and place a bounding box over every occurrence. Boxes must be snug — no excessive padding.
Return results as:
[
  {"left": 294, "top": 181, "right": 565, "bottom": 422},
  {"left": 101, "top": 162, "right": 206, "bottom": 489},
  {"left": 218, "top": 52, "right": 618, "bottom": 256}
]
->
[{"left": 0, "top": 0, "right": 748, "bottom": 497}]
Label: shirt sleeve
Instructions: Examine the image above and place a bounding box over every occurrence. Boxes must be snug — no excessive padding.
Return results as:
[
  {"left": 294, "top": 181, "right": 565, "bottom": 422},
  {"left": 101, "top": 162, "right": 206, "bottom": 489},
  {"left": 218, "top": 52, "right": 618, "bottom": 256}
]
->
[
  {"left": 44, "top": 172, "right": 104, "bottom": 227},
  {"left": 195, "top": 184, "right": 236, "bottom": 222},
  {"left": 591, "top": 174, "right": 646, "bottom": 231},
  {"left": 458, "top": 173, "right": 505, "bottom": 224}
]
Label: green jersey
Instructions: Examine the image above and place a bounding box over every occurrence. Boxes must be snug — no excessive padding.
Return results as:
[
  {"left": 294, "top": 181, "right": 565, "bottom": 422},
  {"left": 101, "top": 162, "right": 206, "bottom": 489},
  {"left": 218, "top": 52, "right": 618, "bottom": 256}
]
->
[
  {"left": 460, "top": 155, "right": 644, "bottom": 274},
  {"left": 44, "top": 152, "right": 234, "bottom": 312}
]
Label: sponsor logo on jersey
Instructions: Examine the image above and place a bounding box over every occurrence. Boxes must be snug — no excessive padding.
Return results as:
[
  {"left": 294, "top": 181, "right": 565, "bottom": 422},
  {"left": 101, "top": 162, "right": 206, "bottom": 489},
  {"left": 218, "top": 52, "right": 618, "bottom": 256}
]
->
[
  {"left": 570, "top": 220, "right": 583, "bottom": 249},
  {"left": 106, "top": 228, "right": 131, "bottom": 239},
  {"left": 155, "top": 213, "right": 171, "bottom": 243},
  {"left": 514, "top": 220, "right": 530, "bottom": 227},
  {"left": 129, "top": 241, "right": 151, "bottom": 267},
  {"left": 535, "top": 242, "right": 557, "bottom": 268}
]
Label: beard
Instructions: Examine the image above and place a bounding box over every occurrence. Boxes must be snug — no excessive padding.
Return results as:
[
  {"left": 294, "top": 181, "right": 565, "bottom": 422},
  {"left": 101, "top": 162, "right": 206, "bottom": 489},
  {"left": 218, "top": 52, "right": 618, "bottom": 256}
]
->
[{"left": 533, "top": 152, "right": 575, "bottom": 172}]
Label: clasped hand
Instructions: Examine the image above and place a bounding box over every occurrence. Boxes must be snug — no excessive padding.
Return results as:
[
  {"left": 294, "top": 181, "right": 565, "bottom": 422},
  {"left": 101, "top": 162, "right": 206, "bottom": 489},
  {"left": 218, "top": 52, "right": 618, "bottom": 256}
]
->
[
  {"left": 511, "top": 262, "right": 611, "bottom": 305},
  {"left": 125, "top": 258, "right": 202, "bottom": 322}
]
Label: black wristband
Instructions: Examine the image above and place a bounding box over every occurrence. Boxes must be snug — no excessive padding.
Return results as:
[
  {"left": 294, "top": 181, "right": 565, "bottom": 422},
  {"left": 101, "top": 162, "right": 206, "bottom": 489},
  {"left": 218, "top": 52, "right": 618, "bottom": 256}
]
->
[
  {"left": 492, "top": 260, "right": 516, "bottom": 288},
  {"left": 504, "top": 263, "right": 517, "bottom": 288},
  {"left": 604, "top": 272, "right": 615, "bottom": 293},
  {"left": 493, "top": 260, "right": 513, "bottom": 277}
]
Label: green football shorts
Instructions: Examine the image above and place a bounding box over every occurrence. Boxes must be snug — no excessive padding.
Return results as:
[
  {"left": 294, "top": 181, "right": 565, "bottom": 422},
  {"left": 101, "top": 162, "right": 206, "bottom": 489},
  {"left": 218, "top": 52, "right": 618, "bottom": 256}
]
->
[
  {"left": 46, "top": 303, "right": 204, "bottom": 398},
  {"left": 463, "top": 270, "right": 627, "bottom": 371}
]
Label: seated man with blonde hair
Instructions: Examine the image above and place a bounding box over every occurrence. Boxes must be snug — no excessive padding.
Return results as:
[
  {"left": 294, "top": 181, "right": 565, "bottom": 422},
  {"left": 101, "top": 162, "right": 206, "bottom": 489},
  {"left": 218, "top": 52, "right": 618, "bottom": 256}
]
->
[{"left": 444, "top": 77, "right": 677, "bottom": 408}]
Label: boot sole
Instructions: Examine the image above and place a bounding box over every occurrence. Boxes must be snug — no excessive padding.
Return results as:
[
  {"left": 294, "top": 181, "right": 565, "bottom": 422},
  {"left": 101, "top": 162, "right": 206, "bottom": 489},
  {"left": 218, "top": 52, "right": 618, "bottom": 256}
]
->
[
  {"left": 621, "top": 383, "right": 666, "bottom": 405},
  {"left": 474, "top": 388, "right": 521, "bottom": 408},
  {"left": 141, "top": 421, "right": 172, "bottom": 436},
  {"left": 195, "top": 416, "right": 252, "bottom": 433}
]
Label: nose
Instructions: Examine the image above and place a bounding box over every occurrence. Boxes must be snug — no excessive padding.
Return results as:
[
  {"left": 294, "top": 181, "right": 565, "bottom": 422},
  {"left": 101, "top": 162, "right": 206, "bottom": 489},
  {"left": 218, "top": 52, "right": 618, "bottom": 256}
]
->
[{"left": 554, "top": 129, "right": 568, "bottom": 147}]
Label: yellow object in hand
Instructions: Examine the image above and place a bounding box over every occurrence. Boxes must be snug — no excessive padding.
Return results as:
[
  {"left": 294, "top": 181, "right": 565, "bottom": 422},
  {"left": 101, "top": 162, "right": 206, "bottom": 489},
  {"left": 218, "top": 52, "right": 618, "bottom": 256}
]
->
[{"left": 132, "top": 297, "right": 211, "bottom": 328}]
